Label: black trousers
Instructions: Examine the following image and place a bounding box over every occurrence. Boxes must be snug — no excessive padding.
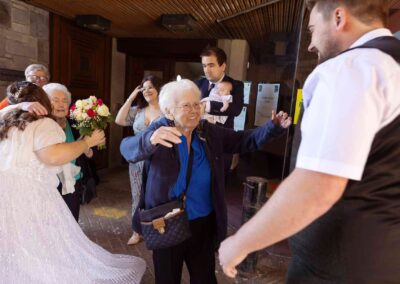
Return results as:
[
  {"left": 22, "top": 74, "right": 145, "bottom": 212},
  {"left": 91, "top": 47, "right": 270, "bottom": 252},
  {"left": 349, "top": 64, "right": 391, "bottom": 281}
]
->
[
  {"left": 152, "top": 213, "right": 218, "bottom": 284},
  {"left": 58, "top": 180, "right": 81, "bottom": 222}
]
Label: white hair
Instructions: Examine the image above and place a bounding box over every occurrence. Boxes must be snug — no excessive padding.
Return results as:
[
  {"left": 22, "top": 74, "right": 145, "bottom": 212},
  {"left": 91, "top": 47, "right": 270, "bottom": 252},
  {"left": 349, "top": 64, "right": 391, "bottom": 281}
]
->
[
  {"left": 24, "top": 64, "right": 50, "bottom": 79},
  {"left": 158, "top": 79, "right": 201, "bottom": 115},
  {"left": 42, "top": 83, "right": 72, "bottom": 105}
]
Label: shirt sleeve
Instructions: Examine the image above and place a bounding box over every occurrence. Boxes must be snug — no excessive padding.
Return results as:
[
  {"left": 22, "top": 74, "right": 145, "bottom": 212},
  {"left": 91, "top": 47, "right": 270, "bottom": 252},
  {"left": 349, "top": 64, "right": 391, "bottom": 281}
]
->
[
  {"left": 296, "top": 52, "right": 386, "bottom": 181},
  {"left": 222, "top": 94, "right": 233, "bottom": 102},
  {"left": 33, "top": 118, "right": 66, "bottom": 151},
  {"left": 0, "top": 98, "right": 9, "bottom": 110},
  {"left": 125, "top": 106, "right": 139, "bottom": 125}
]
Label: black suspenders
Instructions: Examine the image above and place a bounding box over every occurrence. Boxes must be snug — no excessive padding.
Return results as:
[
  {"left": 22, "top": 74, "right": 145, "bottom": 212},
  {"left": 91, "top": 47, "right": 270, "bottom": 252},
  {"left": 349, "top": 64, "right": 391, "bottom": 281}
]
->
[{"left": 341, "top": 36, "right": 400, "bottom": 63}]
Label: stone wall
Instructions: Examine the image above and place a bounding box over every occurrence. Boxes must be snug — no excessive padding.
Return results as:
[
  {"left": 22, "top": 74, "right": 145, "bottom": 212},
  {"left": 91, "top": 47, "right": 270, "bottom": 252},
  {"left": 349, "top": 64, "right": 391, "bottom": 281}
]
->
[{"left": 0, "top": 0, "right": 49, "bottom": 98}]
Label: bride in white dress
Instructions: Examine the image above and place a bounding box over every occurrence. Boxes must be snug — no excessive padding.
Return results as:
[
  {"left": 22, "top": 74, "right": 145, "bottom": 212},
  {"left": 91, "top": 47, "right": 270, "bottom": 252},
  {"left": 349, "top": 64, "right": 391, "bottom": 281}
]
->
[{"left": 0, "top": 81, "right": 146, "bottom": 283}]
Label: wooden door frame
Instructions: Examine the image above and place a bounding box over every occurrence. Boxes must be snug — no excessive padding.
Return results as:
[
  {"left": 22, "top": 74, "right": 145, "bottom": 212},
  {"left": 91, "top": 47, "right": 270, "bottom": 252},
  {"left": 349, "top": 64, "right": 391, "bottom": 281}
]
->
[{"left": 49, "top": 14, "right": 112, "bottom": 169}]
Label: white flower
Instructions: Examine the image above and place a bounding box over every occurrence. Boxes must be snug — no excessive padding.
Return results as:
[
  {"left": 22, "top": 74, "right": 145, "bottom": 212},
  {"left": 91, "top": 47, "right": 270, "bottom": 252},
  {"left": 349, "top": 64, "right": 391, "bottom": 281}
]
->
[
  {"left": 97, "top": 105, "right": 110, "bottom": 117},
  {"left": 75, "top": 100, "right": 83, "bottom": 109},
  {"left": 75, "top": 112, "right": 84, "bottom": 121},
  {"left": 82, "top": 100, "right": 93, "bottom": 110},
  {"left": 72, "top": 109, "right": 82, "bottom": 121},
  {"left": 73, "top": 108, "right": 81, "bottom": 116},
  {"left": 89, "top": 96, "right": 97, "bottom": 103},
  {"left": 81, "top": 112, "right": 89, "bottom": 120}
]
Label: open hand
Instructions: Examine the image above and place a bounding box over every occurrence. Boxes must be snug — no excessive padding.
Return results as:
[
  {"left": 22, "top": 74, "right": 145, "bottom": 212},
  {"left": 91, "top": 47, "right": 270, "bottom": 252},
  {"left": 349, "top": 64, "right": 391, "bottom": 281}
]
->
[
  {"left": 150, "top": 126, "right": 182, "bottom": 148},
  {"left": 271, "top": 110, "right": 292, "bottom": 128},
  {"left": 20, "top": 102, "right": 48, "bottom": 116},
  {"left": 127, "top": 85, "right": 143, "bottom": 102},
  {"left": 200, "top": 99, "right": 209, "bottom": 114}
]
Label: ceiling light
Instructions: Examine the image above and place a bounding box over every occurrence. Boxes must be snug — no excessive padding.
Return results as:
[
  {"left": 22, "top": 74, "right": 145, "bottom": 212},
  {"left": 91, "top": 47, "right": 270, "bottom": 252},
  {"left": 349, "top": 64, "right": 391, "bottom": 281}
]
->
[
  {"left": 75, "top": 15, "right": 111, "bottom": 32},
  {"left": 160, "top": 14, "right": 196, "bottom": 32}
]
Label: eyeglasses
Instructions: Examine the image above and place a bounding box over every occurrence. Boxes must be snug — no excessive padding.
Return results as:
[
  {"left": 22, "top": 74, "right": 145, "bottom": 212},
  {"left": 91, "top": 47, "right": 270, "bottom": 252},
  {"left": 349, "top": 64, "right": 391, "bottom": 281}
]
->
[
  {"left": 27, "top": 75, "right": 49, "bottom": 83},
  {"left": 175, "top": 102, "right": 201, "bottom": 112}
]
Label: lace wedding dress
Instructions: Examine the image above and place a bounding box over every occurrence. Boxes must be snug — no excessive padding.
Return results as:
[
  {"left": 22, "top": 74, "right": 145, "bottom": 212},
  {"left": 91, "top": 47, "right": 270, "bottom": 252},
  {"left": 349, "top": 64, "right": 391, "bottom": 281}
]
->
[{"left": 0, "top": 118, "right": 146, "bottom": 283}]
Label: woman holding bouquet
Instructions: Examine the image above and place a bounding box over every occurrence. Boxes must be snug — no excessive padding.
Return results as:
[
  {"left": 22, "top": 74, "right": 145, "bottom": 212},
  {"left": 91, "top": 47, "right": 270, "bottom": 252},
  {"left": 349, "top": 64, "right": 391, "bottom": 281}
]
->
[
  {"left": 0, "top": 81, "right": 146, "bottom": 283},
  {"left": 43, "top": 83, "right": 97, "bottom": 221},
  {"left": 116, "top": 74, "right": 161, "bottom": 245}
]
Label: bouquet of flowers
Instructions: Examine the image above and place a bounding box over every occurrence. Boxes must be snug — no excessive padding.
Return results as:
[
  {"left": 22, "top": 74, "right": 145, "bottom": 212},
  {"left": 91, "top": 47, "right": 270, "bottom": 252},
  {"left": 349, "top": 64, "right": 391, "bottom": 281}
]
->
[{"left": 69, "top": 96, "right": 113, "bottom": 149}]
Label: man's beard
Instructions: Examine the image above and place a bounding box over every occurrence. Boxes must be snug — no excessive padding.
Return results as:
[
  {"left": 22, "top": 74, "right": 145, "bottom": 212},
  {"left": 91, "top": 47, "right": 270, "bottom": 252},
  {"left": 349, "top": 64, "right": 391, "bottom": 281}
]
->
[{"left": 318, "top": 39, "right": 341, "bottom": 64}]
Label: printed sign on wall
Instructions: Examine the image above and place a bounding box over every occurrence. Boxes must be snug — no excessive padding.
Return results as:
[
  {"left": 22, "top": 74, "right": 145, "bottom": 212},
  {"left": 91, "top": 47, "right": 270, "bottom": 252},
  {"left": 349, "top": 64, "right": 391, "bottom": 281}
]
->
[{"left": 254, "top": 83, "right": 280, "bottom": 126}]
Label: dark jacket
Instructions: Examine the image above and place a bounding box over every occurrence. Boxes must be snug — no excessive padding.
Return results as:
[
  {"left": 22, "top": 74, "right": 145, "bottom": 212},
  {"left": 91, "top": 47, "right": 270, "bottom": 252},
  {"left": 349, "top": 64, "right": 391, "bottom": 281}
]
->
[
  {"left": 69, "top": 119, "right": 98, "bottom": 201},
  {"left": 120, "top": 117, "right": 285, "bottom": 244},
  {"left": 196, "top": 75, "right": 244, "bottom": 129}
]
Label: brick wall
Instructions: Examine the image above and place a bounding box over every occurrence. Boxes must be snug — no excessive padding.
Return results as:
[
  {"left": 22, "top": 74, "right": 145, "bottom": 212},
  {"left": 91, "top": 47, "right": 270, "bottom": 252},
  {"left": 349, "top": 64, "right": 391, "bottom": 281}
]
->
[{"left": 0, "top": 0, "right": 48, "bottom": 99}]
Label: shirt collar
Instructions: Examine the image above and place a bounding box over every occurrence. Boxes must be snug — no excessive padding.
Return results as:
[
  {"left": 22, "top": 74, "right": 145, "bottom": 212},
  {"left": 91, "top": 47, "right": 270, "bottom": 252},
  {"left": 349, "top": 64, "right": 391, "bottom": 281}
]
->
[
  {"left": 350, "top": 28, "right": 393, "bottom": 48},
  {"left": 209, "top": 73, "right": 225, "bottom": 86}
]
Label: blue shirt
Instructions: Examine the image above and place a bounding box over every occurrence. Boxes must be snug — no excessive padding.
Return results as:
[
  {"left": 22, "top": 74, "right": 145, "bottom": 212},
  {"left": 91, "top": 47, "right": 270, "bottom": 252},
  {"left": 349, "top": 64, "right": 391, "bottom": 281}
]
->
[
  {"left": 64, "top": 121, "right": 82, "bottom": 180},
  {"left": 170, "top": 132, "right": 213, "bottom": 220}
]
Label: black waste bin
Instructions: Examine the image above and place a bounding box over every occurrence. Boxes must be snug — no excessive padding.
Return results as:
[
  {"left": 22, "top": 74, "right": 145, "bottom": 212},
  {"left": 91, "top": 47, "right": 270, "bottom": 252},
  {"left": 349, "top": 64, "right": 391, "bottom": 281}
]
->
[{"left": 238, "top": 176, "right": 269, "bottom": 274}]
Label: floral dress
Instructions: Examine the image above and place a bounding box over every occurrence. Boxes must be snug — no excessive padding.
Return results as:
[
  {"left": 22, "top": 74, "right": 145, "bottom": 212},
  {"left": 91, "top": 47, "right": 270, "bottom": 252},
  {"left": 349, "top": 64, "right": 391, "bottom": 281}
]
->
[{"left": 126, "top": 107, "right": 148, "bottom": 220}]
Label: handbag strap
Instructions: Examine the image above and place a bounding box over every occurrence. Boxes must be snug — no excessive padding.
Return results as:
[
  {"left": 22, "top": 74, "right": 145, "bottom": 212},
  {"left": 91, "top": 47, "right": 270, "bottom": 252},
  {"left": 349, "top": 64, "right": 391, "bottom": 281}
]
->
[
  {"left": 167, "top": 118, "right": 194, "bottom": 199},
  {"left": 181, "top": 147, "right": 194, "bottom": 200},
  {"left": 139, "top": 137, "right": 194, "bottom": 206}
]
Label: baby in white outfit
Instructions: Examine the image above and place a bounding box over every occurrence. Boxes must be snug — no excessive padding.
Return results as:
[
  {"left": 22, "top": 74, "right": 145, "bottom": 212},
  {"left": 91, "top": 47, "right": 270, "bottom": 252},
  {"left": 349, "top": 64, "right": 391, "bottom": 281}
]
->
[{"left": 201, "top": 81, "right": 233, "bottom": 124}]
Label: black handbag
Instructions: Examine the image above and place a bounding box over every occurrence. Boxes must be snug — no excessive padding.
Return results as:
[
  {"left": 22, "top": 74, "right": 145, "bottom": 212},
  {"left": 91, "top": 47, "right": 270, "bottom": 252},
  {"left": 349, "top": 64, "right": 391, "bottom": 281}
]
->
[{"left": 139, "top": 149, "right": 194, "bottom": 250}]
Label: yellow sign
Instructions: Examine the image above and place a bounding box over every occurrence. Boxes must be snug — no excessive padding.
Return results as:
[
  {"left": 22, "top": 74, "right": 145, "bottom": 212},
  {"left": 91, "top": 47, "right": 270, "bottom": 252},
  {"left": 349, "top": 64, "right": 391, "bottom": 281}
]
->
[
  {"left": 94, "top": 207, "right": 128, "bottom": 219},
  {"left": 293, "top": 89, "right": 303, "bottom": 125}
]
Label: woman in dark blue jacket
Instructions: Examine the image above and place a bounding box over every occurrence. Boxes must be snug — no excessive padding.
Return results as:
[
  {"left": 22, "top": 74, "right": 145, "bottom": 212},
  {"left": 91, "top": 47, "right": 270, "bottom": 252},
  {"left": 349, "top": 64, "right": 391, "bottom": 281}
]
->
[{"left": 120, "top": 79, "right": 291, "bottom": 284}]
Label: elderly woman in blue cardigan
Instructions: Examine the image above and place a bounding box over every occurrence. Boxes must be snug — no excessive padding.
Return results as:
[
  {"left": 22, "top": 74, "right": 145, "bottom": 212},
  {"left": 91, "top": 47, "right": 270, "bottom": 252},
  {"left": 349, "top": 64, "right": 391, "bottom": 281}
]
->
[{"left": 120, "top": 79, "right": 291, "bottom": 284}]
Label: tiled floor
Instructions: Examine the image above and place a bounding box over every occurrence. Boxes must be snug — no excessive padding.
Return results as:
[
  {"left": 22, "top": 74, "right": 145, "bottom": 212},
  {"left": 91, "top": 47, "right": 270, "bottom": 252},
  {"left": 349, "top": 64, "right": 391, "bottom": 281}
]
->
[{"left": 79, "top": 165, "right": 288, "bottom": 283}]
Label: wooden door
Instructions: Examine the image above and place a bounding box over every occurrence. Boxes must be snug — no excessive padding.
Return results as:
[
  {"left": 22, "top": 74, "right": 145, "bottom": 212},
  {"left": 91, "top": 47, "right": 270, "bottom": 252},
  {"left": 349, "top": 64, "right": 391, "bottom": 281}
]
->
[
  {"left": 122, "top": 56, "right": 175, "bottom": 138},
  {"left": 50, "top": 14, "right": 112, "bottom": 169},
  {"left": 125, "top": 56, "right": 175, "bottom": 99}
]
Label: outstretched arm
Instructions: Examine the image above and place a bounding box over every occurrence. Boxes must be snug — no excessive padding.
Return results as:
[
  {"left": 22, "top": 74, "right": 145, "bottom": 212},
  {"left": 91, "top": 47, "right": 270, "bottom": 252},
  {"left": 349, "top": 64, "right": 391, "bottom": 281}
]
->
[
  {"left": 120, "top": 119, "right": 182, "bottom": 163},
  {"left": 35, "top": 130, "right": 105, "bottom": 166},
  {"left": 0, "top": 102, "right": 48, "bottom": 119},
  {"left": 219, "top": 110, "right": 291, "bottom": 154},
  {"left": 219, "top": 168, "right": 347, "bottom": 278}
]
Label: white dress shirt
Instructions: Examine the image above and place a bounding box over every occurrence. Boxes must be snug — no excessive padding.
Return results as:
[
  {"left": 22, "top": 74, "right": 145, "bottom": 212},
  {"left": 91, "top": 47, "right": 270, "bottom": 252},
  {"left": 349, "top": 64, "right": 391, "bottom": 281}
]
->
[{"left": 296, "top": 28, "right": 400, "bottom": 181}]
